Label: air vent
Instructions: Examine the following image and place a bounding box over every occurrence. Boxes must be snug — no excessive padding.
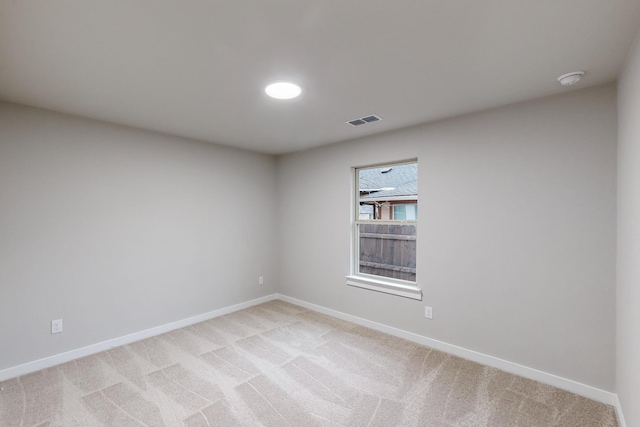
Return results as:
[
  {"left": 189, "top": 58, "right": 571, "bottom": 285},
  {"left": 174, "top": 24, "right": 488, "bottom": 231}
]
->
[
  {"left": 347, "top": 114, "right": 382, "bottom": 127},
  {"left": 362, "top": 115, "right": 381, "bottom": 123}
]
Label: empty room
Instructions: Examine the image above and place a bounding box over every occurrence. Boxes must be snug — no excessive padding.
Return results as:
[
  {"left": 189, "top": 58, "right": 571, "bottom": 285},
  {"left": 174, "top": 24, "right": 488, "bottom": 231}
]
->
[{"left": 1, "top": 1, "right": 640, "bottom": 426}]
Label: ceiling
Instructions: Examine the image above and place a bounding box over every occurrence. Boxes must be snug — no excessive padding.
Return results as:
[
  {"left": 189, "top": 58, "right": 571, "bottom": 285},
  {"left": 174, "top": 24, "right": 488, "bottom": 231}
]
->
[{"left": 1, "top": 1, "right": 640, "bottom": 155}]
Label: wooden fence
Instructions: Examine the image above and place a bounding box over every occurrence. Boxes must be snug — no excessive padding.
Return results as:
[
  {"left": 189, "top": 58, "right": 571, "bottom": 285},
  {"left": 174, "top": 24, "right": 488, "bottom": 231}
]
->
[{"left": 359, "top": 223, "right": 416, "bottom": 281}]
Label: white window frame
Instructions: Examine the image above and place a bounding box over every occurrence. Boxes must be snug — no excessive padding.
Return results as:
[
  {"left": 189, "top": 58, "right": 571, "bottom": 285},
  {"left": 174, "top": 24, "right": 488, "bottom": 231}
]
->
[{"left": 346, "top": 160, "right": 422, "bottom": 300}]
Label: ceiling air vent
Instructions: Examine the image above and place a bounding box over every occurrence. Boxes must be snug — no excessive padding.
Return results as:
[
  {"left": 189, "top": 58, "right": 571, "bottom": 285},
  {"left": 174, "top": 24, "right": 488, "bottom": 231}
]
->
[
  {"left": 362, "top": 115, "right": 381, "bottom": 123},
  {"left": 347, "top": 114, "right": 382, "bottom": 127}
]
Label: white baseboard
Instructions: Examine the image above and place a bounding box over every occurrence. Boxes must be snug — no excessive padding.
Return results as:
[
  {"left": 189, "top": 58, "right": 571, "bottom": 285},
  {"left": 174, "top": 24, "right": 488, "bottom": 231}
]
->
[
  {"left": 0, "top": 291, "right": 622, "bottom": 416},
  {"left": 277, "top": 294, "right": 618, "bottom": 406},
  {"left": 0, "top": 294, "right": 278, "bottom": 382},
  {"left": 613, "top": 395, "right": 627, "bottom": 427}
]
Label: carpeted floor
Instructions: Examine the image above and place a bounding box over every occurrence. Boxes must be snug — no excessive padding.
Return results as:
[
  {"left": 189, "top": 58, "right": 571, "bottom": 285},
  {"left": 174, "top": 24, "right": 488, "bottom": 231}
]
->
[{"left": 0, "top": 300, "right": 618, "bottom": 426}]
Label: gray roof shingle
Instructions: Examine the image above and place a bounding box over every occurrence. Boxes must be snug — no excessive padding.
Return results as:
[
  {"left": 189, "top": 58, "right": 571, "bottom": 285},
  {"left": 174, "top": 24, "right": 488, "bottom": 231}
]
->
[{"left": 359, "top": 163, "right": 417, "bottom": 200}]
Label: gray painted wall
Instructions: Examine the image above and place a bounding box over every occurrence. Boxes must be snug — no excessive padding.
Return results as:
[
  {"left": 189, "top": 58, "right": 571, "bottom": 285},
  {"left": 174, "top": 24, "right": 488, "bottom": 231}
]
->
[
  {"left": 617, "top": 30, "right": 640, "bottom": 427},
  {"left": 0, "top": 84, "right": 620, "bottom": 396},
  {"left": 277, "top": 85, "right": 617, "bottom": 391},
  {"left": 0, "top": 103, "right": 278, "bottom": 370}
]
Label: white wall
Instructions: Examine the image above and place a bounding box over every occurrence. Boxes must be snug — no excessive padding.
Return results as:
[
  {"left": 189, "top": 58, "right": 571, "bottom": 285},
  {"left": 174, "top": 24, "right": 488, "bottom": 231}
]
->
[
  {"left": 0, "top": 102, "right": 278, "bottom": 371},
  {"left": 278, "top": 85, "right": 617, "bottom": 391},
  {"left": 617, "top": 30, "right": 640, "bottom": 427}
]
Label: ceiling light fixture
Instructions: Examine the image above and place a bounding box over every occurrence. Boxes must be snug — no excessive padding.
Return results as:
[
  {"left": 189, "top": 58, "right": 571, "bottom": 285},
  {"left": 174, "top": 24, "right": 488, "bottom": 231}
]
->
[
  {"left": 265, "top": 82, "right": 301, "bottom": 99},
  {"left": 557, "top": 71, "right": 585, "bottom": 86}
]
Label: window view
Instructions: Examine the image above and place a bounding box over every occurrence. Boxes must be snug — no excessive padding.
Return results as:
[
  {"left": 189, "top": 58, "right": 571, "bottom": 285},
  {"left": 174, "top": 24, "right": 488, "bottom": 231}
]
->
[{"left": 355, "top": 162, "right": 417, "bottom": 283}]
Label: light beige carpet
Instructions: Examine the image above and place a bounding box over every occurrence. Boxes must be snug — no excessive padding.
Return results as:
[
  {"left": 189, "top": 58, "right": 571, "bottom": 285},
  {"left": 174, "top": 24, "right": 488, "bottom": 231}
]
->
[{"left": 0, "top": 300, "right": 617, "bottom": 426}]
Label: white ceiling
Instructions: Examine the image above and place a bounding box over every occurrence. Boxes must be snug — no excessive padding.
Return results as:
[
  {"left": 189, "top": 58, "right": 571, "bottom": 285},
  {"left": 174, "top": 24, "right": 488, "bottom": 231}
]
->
[{"left": 1, "top": 1, "right": 640, "bottom": 155}]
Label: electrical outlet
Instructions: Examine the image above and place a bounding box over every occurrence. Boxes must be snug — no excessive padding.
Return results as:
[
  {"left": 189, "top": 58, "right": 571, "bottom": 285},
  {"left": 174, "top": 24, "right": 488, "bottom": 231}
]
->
[
  {"left": 424, "top": 306, "right": 433, "bottom": 320},
  {"left": 51, "top": 319, "right": 63, "bottom": 334},
  {"left": 258, "top": 276, "right": 264, "bottom": 285}
]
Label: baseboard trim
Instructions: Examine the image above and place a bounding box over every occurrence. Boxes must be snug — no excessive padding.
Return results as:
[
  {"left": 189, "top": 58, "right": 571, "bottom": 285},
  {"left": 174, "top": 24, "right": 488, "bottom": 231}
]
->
[
  {"left": 0, "top": 293, "right": 278, "bottom": 382},
  {"left": 613, "top": 395, "right": 627, "bottom": 427},
  {"left": 277, "top": 294, "right": 617, "bottom": 406},
  {"left": 0, "top": 292, "right": 620, "bottom": 412}
]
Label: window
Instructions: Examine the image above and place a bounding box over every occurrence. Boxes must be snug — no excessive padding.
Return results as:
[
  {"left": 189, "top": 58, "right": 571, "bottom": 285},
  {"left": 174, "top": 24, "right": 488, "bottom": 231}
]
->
[
  {"left": 393, "top": 204, "right": 417, "bottom": 220},
  {"left": 346, "top": 161, "right": 421, "bottom": 300}
]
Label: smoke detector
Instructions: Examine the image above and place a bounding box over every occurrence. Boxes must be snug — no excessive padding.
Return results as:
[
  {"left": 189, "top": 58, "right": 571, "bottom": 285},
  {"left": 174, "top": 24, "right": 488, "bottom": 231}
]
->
[{"left": 557, "top": 71, "right": 585, "bottom": 86}]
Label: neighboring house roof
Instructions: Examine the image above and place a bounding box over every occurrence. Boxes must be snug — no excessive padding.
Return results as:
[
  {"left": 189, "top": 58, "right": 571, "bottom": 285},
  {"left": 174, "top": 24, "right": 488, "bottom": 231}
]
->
[{"left": 359, "top": 163, "right": 417, "bottom": 201}]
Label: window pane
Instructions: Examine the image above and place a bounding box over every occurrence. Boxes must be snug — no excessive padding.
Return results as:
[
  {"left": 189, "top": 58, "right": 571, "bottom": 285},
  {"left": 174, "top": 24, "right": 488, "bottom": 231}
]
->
[
  {"left": 406, "top": 204, "right": 417, "bottom": 220},
  {"left": 358, "top": 223, "right": 416, "bottom": 282},
  {"left": 393, "top": 205, "right": 406, "bottom": 220},
  {"left": 359, "top": 163, "right": 417, "bottom": 221},
  {"left": 393, "top": 204, "right": 417, "bottom": 220}
]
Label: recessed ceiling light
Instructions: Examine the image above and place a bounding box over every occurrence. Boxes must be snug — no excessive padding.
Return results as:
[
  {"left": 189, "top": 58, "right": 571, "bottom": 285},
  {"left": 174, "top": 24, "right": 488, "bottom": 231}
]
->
[
  {"left": 557, "top": 71, "right": 585, "bottom": 86},
  {"left": 265, "top": 82, "right": 301, "bottom": 99}
]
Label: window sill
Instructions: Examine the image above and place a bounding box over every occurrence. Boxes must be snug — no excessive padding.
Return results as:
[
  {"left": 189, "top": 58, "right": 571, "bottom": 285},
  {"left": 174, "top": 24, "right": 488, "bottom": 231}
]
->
[{"left": 345, "top": 275, "right": 422, "bottom": 300}]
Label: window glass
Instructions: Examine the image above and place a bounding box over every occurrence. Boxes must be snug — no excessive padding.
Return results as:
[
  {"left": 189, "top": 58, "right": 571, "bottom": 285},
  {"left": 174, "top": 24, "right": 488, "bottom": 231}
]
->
[
  {"left": 355, "top": 162, "right": 417, "bottom": 283},
  {"left": 393, "top": 204, "right": 417, "bottom": 220}
]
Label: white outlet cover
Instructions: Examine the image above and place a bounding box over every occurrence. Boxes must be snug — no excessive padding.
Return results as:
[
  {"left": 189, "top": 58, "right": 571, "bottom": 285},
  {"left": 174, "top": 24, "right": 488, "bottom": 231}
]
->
[
  {"left": 51, "top": 319, "right": 63, "bottom": 334},
  {"left": 425, "top": 306, "right": 433, "bottom": 319}
]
